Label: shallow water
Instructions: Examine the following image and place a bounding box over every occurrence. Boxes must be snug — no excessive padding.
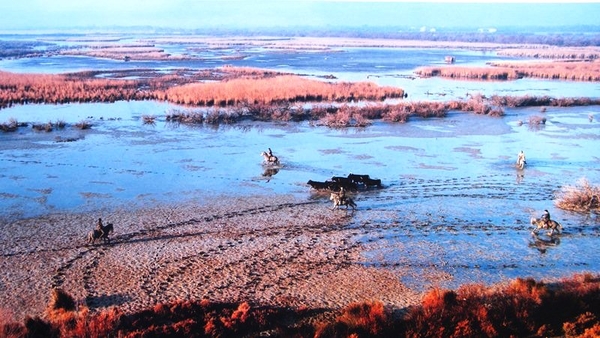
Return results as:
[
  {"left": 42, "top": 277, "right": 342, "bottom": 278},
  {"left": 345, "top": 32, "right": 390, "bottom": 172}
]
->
[
  {"left": 1, "top": 38, "right": 599, "bottom": 290},
  {"left": 2, "top": 39, "right": 599, "bottom": 101},
  {"left": 1, "top": 100, "right": 599, "bottom": 290}
]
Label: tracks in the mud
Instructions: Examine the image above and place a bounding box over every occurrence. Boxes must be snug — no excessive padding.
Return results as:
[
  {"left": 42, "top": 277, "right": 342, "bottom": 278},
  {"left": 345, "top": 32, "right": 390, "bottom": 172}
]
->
[
  {"left": 371, "top": 174, "right": 560, "bottom": 203},
  {"left": 50, "top": 200, "right": 335, "bottom": 311},
  {"left": 48, "top": 174, "right": 566, "bottom": 311}
]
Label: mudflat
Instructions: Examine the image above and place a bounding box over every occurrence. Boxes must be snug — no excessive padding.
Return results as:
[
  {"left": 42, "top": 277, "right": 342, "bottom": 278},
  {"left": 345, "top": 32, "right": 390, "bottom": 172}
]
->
[{"left": 0, "top": 195, "right": 436, "bottom": 321}]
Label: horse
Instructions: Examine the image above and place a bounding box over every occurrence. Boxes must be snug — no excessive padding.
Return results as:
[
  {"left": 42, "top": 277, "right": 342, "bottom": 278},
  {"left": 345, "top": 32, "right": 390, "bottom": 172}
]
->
[
  {"left": 261, "top": 151, "right": 279, "bottom": 166},
  {"left": 330, "top": 193, "right": 357, "bottom": 211},
  {"left": 87, "top": 223, "right": 114, "bottom": 245},
  {"left": 530, "top": 217, "right": 562, "bottom": 236}
]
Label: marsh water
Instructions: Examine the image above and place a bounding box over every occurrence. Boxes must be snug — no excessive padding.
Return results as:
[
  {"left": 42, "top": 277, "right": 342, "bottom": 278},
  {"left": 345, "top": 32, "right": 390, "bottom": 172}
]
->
[{"left": 1, "top": 39, "right": 599, "bottom": 290}]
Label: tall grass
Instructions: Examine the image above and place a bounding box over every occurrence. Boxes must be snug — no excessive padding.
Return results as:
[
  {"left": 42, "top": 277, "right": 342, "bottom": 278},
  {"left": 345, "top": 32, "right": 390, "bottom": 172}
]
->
[
  {"left": 496, "top": 47, "right": 600, "bottom": 60},
  {"left": 163, "top": 75, "right": 405, "bottom": 106},
  {"left": 416, "top": 60, "right": 600, "bottom": 82}
]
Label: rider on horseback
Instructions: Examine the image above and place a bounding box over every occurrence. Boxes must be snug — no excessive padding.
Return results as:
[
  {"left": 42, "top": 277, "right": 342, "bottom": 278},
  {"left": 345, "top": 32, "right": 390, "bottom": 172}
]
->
[
  {"left": 96, "top": 218, "right": 105, "bottom": 239},
  {"left": 541, "top": 209, "right": 551, "bottom": 228},
  {"left": 266, "top": 147, "right": 278, "bottom": 164},
  {"left": 337, "top": 186, "right": 347, "bottom": 203},
  {"left": 517, "top": 150, "right": 526, "bottom": 167}
]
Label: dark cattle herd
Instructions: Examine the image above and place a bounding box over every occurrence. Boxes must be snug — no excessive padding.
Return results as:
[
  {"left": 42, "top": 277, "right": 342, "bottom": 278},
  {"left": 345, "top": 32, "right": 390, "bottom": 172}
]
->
[{"left": 307, "top": 173, "right": 383, "bottom": 193}]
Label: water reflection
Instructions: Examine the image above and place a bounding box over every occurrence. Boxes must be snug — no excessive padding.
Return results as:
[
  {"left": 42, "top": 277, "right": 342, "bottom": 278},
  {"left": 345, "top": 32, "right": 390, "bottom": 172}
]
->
[
  {"left": 261, "top": 167, "right": 279, "bottom": 182},
  {"left": 516, "top": 173, "right": 524, "bottom": 184},
  {"left": 528, "top": 233, "right": 561, "bottom": 254}
]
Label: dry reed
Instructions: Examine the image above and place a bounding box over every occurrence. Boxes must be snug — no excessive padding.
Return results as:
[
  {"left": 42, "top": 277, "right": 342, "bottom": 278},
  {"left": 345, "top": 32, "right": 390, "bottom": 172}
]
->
[
  {"left": 416, "top": 60, "right": 600, "bottom": 82},
  {"left": 555, "top": 178, "right": 600, "bottom": 212},
  {"left": 164, "top": 75, "right": 405, "bottom": 106}
]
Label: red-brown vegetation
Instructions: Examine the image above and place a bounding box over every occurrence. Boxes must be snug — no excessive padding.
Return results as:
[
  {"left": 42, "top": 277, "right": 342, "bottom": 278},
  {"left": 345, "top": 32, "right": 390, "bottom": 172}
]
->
[
  {"left": 415, "top": 65, "right": 520, "bottom": 80},
  {"left": 555, "top": 178, "right": 600, "bottom": 212},
  {"left": 163, "top": 75, "right": 405, "bottom": 107},
  {"left": 496, "top": 47, "right": 600, "bottom": 60},
  {"left": 0, "top": 69, "right": 404, "bottom": 113},
  {"left": 2, "top": 69, "right": 600, "bottom": 131},
  {"left": 415, "top": 60, "right": 600, "bottom": 82},
  {"left": 1, "top": 274, "right": 598, "bottom": 337},
  {"left": 0, "top": 71, "right": 146, "bottom": 109},
  {"left": 315, "top": 301, "right": 392, "bottom": 337},
  {"left": 401, "top": 274, "right": 600, "bottom": 338}
]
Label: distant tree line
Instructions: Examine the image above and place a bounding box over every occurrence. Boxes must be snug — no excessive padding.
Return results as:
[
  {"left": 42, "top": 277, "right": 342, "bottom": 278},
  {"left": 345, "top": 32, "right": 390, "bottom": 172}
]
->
[{"left": 184, "top": 26, "right": 600, "bottom": 47}]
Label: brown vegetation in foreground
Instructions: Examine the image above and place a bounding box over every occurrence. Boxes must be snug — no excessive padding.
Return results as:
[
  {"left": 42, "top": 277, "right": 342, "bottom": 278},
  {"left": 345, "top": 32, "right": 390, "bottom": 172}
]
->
[
  {"left": 415, "top": 60, "right": 600, "bottom": 81},
  {"left": 556, "top": 178, "right": 600, "bottom": 212},
  {"left": 1, "top": 273, "right": 598, "bottom": 337}
]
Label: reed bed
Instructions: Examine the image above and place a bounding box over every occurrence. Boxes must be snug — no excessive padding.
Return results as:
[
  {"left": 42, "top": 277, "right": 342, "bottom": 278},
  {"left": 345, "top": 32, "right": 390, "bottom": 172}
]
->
[
  {"left": 163, "top": 75, "right": 405, "bottom": 106},
  {"left": 0, "top": 71, "right": 145, "bottom": 109},
  {"left": 555, "top": 178, "right": 600, "bottom": 212},
  {"left": 1, "top": 273, "right": 598, "bottom": 337},
  {"left": 415, "top": 65, "right": 520, "bottom": 80},
  {"left": 0, "top": 69, "right": 403, "bottom": 111},
  {"left": 497, "top": 47, "right": 600, "bottom": 60},
  {"left": 489, "top": 60, "right": 600, "bottom": 81},
  {"left": 416, "top": 60, "right": 600, "bottom": 81}
]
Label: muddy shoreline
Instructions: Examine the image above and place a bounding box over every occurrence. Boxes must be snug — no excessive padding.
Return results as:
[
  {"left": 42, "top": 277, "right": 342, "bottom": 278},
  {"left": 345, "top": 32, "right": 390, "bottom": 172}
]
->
[{"left": 0, "top": 195, "right": 433, "bottom": 321}]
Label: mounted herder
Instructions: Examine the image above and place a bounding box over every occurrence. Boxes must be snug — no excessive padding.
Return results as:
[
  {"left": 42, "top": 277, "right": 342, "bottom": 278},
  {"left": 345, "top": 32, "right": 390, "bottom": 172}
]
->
[
  {"left": 87, "top": 218, "right": 114, "bottom": 244},
  {"left": 261, "top": 147, "right": 279, "bottom": 166},
  {"left": 330, "top": 187, "right": 357, "bottom": 211},
  {"left": 530, "top": 209, "right": 562, "bottom": 236},
  {"left": 516, "top": 150, "right": 526, "bottom": 169}
]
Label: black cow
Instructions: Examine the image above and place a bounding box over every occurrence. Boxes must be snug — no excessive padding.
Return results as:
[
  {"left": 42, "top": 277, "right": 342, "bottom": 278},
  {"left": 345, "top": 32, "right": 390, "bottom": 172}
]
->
[
  {"left": 363, "top": 177, "right": 382, "bottom": 188},
  {"left": 347, "top": 173, "right": 371, "bottom": 184},
  {"left": 332, "top": 176, "right": 354, "bottom": 184},
  {"left": 307, "top": 180, "right": 330, "bottom": 190},
  {"left": 328, "top": 180, "right": 358, "bottom": 192}
]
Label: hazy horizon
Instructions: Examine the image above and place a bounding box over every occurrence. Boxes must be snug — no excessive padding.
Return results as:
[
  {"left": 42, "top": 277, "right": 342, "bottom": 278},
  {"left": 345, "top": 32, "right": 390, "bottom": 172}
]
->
[{"left": 1, "top": 1, "right": 599, "bottom": 33}]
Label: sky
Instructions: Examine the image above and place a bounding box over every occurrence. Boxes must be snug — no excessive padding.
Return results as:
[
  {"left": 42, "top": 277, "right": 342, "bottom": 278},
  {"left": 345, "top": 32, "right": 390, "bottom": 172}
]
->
[{"left": 1, "top": 1, "right": 599, "bottom": 31}]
